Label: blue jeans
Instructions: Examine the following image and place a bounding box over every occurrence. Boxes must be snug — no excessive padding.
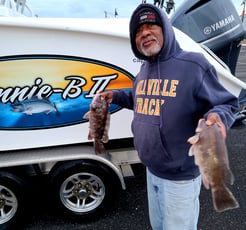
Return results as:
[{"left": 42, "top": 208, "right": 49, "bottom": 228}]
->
[{"left": 147, "top": 168, "right": 201, "bottom": 230}]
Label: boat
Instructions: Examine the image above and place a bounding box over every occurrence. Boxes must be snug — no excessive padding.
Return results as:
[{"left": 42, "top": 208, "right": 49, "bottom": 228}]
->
[{"left": 0, "top": 0, "right": 245, "bottom": 151}]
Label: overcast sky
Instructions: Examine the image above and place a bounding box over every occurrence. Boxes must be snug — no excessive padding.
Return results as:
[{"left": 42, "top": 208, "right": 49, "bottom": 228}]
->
[{"left": 27, "top": 0, "right": 244, "bottom": 18}]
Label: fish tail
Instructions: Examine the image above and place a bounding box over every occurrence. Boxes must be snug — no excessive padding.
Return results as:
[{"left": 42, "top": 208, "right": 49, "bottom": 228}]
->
[
  {"left": 53, "top": 103, "right": 60, "bottom": 116},
  {"left": 223, "top": 168, "right": 235, "bottom": 185},
  {"left": 94, "top": 139, "right": 106, "bottom": 154},
  {"left": 102, "top": 133, "right": 109, "bottom": 143},
  {"left": 212, "top": 184, "right": 239, "bottom": 212},
  {"left": 88, "top": 132, "right": 93, "bottom": 140}
]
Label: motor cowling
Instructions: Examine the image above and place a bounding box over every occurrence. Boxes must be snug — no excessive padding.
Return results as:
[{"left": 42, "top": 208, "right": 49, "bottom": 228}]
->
[{"left": 170, "top": 0, "right": 245, "bottom": 75}]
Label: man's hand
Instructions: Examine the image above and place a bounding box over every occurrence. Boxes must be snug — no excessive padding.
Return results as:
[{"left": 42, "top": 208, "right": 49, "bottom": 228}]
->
[
  {"left": 98, "top": 91, "right": 113, "bottom": 106},
  {"left": 206, "top": 113, "right": 226, "bottom": 139}
]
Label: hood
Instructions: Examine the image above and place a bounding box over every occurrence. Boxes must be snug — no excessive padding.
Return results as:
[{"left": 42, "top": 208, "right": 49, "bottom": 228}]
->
[{"left": 129, "top": 3, "right": 180, "bottom": 61}]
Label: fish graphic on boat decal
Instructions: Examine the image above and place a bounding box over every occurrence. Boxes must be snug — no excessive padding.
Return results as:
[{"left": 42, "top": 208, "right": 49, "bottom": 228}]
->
[{"left": 11, "top": 98, "right": 58, "bottom": 115}]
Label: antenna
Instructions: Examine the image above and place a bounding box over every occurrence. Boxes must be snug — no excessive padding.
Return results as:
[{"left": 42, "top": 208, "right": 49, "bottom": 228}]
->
[
  {"left": 241, "top": 0, "right": 246, "bottom": 22},
  {"left": 165, "top": 0, "right": 175, "bottom": 14},
  {"left": 115, "top": 8, "right": 118, "bottom": 17},
  {"left": 104, "top": 9, "right": 119, "bottom": 18},
  {"left": 153, "top": 0, "right": 175, "bottom": 14}
]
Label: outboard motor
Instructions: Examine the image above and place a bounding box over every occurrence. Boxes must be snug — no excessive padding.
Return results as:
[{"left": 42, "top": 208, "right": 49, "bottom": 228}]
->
[{"left": 170, "top": 0, "right": 245, "bottom": 75}]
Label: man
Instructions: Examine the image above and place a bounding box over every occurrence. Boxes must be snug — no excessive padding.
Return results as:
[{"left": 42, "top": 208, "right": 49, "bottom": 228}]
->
[{"left": 100, "top": 3, "right": 238, "bottom": 230}]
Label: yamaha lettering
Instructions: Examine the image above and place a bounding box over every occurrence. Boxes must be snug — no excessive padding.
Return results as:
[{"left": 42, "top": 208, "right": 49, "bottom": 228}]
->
[{"left": 204, "top": 14, "right": 236, "bottom": 35}]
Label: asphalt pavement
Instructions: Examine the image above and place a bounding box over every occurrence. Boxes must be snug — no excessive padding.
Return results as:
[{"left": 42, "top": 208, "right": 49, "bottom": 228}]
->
[
  {"left": 17, "top": 48, "right": 246, "bottom": 230},
  {"left": 17, "top": 126, "right": 246, "bottom": 230}
]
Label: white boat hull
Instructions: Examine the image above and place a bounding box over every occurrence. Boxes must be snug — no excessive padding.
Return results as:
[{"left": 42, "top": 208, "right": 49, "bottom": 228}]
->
[{"left": 0, "top": 18, "right": 245, "bottom": 151}]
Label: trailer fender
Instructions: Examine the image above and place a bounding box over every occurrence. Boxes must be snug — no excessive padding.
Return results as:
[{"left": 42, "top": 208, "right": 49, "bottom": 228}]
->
[{"left": 50, "top": 153, "right": 126, "bottom": 190}]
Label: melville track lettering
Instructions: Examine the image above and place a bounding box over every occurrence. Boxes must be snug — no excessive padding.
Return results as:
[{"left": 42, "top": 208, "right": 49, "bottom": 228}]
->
[{"left": 135, "top": 79, "right": 179, "bottom": 116}]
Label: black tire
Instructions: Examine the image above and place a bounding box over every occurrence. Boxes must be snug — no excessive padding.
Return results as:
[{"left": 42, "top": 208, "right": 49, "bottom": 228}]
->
[
  {"left": 0, "top": 172, "right": 26, "bottom": 230},
  {"left": 49, "top": 160, "right": 120, "bottom": 219}
]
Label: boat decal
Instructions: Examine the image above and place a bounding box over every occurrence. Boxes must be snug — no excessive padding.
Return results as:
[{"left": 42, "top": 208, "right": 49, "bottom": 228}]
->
[{"left": 0, "top": 55, "right": 134, "bottom": 130}]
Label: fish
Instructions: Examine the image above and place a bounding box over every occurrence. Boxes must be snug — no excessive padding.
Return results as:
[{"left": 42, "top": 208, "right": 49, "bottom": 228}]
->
[
  {"left": 188, "top": 119, "right": 239, "bottom": 212},
  {"left": 83, "top": 94, "right": 110, "bottom": 154},
  {"left": 11, "top": 98, "right": 58, "bottom": 115}
]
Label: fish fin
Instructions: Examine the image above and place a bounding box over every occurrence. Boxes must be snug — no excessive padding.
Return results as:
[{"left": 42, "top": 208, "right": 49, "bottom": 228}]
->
[
  {"left": 212, "top": 183, "right": 239, "bottom": 212},
  {"left": 88, "top": 133, "right": 93, "bottom": 140},
  {"left": 83, "top": 111, "right": 90, "bottom": 119},
  {"left": 94, "top": 139, "right": 106, "bottom": 154},
  {"left": 187, "top": 134, "right": 200, "bottom": 144},
  {"left": 25, "top": 110, "right": 32, "bottom": 115},
  {"left": 188, "top": 146, "right": 194, "bottom": 156},
  {"left": 223, "top": 168, "right": 235, "bottom": 185},
  {"left": 102, "top": 112, "right": 110, "bottom": 143},
  {"left": 202, "top": 175, "right": 210, "bottom": 190},
  {"left": 102, "top": 134, "right": 109, "bottom": 143}
]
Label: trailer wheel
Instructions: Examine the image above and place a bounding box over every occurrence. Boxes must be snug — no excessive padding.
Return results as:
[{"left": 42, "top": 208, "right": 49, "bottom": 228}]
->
[
  {"left": 0, "top": 172, "right": 26, "bottom": 230},
  {"left": 50, "top": 160, "right": 120, "bottom": 219}
]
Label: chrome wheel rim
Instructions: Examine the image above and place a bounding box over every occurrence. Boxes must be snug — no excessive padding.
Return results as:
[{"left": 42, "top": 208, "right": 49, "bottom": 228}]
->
[
  {"left": 60, "top": 172, "right": 105, "bottom": 213},
  {"left": 0, "top": 185, "right": 18, "bottom": 224}
]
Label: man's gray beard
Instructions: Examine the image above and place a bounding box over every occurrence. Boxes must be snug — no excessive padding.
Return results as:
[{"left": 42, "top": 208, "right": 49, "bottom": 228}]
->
[{"left": 140, "top": 43, "right": 162, "bottom": 57}]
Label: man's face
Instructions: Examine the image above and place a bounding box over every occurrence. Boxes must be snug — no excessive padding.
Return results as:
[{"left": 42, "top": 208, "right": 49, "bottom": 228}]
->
[{"left": 135, "top": 23, "right": 164, "bottom": 59}]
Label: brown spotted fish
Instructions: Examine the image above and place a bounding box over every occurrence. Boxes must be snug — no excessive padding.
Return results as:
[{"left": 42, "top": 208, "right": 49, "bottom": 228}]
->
[
  {"left": 83, "top": 94, "right": 110, "bottom": 154},
  {"left": 188, "top": 119, "right": 239, "bottom": 212}
]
